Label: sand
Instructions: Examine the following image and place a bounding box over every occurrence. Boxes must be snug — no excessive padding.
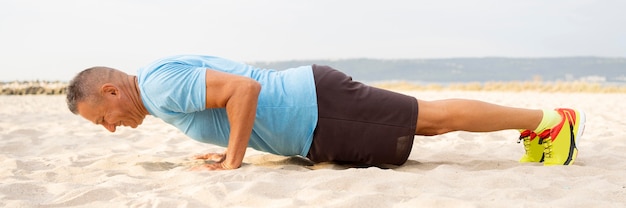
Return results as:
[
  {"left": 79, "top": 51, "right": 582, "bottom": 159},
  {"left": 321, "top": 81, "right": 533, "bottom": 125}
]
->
[{"left": 0, "top": 91, "right": 625, "bottom": 207}]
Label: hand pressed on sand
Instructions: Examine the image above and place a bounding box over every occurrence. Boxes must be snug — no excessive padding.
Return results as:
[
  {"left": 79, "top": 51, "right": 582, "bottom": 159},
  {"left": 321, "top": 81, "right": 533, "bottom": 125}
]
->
[{"left": 191, "top": 152, "right": 234, "bottom": 171}]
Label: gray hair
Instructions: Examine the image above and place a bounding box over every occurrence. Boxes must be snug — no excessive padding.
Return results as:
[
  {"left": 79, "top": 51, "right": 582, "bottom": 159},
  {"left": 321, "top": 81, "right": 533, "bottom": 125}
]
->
[{"left": 66, "top": 66, "right": 118, "bottom": 114}]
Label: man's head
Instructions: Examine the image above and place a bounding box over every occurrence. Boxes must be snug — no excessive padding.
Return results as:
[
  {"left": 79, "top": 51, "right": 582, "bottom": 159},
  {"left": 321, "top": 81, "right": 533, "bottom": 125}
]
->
[{"left": 67, "top": 67, "right": 146, "bottom": 132}]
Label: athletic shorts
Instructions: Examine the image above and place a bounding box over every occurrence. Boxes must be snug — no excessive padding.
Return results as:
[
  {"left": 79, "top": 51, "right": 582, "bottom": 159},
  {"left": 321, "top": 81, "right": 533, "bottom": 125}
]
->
[{"left": 306, "top": 65, "right": 418, "bottom": 166}]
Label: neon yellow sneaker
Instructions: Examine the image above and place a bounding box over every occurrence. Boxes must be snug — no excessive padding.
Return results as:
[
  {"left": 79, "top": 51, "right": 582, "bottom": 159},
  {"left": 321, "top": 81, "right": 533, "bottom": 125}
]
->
[
  {"left": 540, "top": 108, "right": 586, "bottom": 166},
  {"left": 518, "top": 129, "right": 545, "bottom": 163}
]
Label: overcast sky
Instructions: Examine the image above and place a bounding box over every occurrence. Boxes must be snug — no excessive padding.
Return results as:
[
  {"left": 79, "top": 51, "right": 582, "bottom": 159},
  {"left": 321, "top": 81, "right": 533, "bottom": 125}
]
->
[{"left": 1, "top": 0, "right": 625, "bottom": 81}]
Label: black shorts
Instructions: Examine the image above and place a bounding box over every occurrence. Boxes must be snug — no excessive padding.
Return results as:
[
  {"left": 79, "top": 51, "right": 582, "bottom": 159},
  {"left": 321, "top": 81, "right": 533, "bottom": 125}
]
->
[{"left": 306, "top": 65, "right": 418, "bottom": 166}]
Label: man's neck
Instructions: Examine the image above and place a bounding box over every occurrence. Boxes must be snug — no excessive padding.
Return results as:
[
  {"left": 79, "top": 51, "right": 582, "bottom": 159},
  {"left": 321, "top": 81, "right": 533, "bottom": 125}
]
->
[{"left": 127, "top": 75, "right": 150, "bottom": 116}]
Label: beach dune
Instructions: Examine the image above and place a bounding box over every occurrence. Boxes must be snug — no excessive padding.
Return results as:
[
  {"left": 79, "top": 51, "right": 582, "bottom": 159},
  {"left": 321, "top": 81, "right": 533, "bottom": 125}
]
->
[{"left": 0, "top": 91, "right": 625, "bottom": 207}]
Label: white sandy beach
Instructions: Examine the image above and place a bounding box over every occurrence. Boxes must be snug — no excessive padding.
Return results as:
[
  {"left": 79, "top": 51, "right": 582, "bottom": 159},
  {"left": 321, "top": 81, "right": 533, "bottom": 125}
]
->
[{"left": 0, "top": 91, "right": 625, "bottom": 207}]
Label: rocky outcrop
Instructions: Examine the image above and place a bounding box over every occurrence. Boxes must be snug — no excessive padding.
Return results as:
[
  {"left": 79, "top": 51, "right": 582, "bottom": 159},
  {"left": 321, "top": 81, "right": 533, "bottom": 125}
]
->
[{"left": 1, "top": 81, "right": 67, "bottom": 95}]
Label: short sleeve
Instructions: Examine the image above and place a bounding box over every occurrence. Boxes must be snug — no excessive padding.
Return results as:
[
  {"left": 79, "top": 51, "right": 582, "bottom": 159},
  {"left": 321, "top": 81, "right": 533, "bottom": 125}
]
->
[{"left": 140, "top": 63, "right": 207, "bottom": 114}]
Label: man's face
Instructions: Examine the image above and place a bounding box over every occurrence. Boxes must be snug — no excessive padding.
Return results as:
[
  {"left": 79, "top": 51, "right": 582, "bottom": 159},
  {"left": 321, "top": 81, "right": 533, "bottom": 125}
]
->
[{"left": 77, "top": 95, "right": 144, "bottom": 132}]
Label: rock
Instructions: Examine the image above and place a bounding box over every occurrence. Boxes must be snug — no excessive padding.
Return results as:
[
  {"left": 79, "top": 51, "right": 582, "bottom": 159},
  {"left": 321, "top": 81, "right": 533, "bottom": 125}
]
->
[{"left": 0, "top": 81, "right": 68, "bottom": 95}]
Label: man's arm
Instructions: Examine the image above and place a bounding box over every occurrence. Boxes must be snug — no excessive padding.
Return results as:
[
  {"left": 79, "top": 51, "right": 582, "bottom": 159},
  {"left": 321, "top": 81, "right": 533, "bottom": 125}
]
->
[{"left": 194, "top": 69, "right": 261, "bottom": 170}]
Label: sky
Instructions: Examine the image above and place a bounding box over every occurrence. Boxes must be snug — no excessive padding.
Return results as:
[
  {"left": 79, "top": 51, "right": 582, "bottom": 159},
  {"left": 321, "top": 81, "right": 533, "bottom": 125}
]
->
[{"left": 1, "top": 0, "right": 625, "bottom": 81}]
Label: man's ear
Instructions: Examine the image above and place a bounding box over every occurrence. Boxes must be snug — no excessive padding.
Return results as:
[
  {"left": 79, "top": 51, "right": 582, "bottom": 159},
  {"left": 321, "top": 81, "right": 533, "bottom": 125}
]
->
[{"left": 100, "top": 83, "right": 119, "bottom": 97}]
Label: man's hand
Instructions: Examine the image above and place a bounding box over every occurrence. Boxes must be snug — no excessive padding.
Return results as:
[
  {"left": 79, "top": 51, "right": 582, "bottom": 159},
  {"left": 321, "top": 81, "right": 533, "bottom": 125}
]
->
[
  {"left": 191, "top": 152, "right": 237, "bottom": 171},
  {"left": 190, "top": 162, "right": 234, "bottom": 171},
  {"left": 193, "top": 153, "right": 226, "bottom": 162}
]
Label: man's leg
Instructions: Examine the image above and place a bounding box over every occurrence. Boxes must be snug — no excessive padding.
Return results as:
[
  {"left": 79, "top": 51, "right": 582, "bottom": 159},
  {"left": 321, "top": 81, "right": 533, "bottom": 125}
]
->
[
  {"left": 415, "top": 98, "right": 586, "bottom": 166},
  {"left": 415, "top": 99, "right": 543, "bottom": 136}
]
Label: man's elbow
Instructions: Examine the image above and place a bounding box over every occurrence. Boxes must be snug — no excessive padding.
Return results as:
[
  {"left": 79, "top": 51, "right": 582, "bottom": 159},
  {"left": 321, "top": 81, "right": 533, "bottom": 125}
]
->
[{"left": 242, "top": 79, "right": 261, "bottom": 97}]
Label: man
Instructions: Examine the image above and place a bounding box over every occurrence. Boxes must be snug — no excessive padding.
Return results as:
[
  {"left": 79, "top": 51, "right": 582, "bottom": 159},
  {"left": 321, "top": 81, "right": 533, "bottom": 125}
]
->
[{"left": 66, "top": 55, "right": 586, "bottom": 170}]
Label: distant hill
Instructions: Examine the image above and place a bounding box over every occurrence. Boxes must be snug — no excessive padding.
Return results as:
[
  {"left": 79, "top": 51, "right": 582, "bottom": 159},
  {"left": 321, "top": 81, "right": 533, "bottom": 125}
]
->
[{"left": 250, "top": 57, "right": 626, "bottom": 83}]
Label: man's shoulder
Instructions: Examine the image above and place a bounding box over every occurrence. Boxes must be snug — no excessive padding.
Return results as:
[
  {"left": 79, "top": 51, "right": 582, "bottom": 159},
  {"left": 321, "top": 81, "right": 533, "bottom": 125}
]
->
[{"left": 138, "top": 55, "right": 190, "bottom": 74}]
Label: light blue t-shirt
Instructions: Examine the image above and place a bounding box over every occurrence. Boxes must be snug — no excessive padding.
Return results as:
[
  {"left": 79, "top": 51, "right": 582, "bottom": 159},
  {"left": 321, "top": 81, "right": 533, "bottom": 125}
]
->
[{"left": 137, "top": 55, "right": 318, "bottom": 157}]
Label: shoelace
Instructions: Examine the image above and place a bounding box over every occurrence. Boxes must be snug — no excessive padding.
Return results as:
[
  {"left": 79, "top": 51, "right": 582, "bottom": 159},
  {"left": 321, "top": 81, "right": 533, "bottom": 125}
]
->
[
  {"left": 537, "top": 129, "right": 552, "bottom": 158},
  {"left": 517, "top": 130, "right": 537, "bottom": 152}
]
